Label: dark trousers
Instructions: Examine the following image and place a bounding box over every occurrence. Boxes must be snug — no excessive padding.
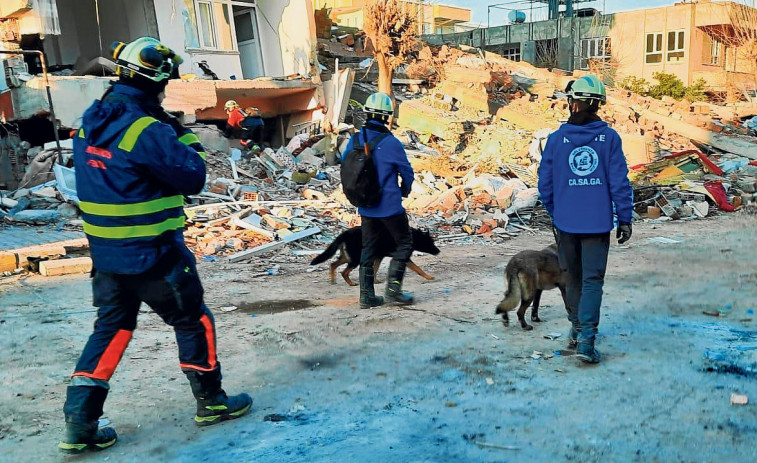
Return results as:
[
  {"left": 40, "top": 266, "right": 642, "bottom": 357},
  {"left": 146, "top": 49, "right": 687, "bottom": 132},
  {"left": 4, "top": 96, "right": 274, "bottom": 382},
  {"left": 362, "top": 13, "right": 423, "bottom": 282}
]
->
[
  {"left": 72, "top": 246, "right": 219, "bottom": 381},
  {"left": 360, "top": 213, "right": 413, "bottom": 267},
  {"left": 242, "top": 126, "right": 263, "bottom": 144},
  {"left": 556, "top": 230, "right": 610, "bottom": 342}
]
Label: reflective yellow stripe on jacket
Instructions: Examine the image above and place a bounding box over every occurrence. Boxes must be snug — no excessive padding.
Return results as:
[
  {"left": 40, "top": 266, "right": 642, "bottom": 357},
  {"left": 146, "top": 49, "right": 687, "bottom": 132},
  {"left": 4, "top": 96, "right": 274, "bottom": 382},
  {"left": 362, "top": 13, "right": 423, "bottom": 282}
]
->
[
  {"left": 83, "top": 217, "right": 186, "bottom": 239},
  {"left": 81, "top": 117, "right": 187, "bottom": 240},
  {"left": 118, "top": 116, "right": 158, "bottom": 152},
  {"left": 178, "top": 132, "right": 207, "bottom": 160},
  {"left": 79, "top": 195, "right": 184, "bottom": 217}
]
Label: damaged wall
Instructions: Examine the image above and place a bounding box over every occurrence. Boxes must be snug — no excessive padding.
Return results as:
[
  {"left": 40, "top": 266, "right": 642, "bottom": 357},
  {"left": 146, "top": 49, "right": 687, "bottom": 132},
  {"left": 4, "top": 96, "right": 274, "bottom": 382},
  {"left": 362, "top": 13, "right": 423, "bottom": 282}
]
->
[
  {"left": 257, "top": 0, "right": 318, "bottom": 78},
  {"left": 153, "top": 0, "right": 244, "bottom": 79},
  {"left": 153, "top": 0, "right": 316, "bottom": 79},
  {"left": 11, "top": 76, "right": 111, "bottom": 128},
  {"left": 43, "top": 0, "right": 157, "bottom": 70}
]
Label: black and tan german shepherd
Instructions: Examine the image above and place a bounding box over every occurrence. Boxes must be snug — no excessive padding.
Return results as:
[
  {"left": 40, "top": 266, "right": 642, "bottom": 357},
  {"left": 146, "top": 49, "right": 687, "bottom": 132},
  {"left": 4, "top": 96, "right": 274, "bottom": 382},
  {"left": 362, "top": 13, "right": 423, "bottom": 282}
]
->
[
  {"left": 310, "top": 227, "right": 440, "bottom": 286},
  {"left": 495, "top": 243, "right": 567, "bottom": 331}
]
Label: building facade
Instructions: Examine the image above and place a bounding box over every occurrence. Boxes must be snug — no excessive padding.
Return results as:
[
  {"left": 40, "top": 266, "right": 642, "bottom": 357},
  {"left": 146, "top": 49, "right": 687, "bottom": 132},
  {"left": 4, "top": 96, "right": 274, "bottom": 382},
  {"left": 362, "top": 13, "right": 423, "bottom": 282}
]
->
[
  {"left": 311, "top": 0, "right": 471, "bottom": 35},
  {"left": 424, "top": 0, "right": 756, "bottom": 93}
]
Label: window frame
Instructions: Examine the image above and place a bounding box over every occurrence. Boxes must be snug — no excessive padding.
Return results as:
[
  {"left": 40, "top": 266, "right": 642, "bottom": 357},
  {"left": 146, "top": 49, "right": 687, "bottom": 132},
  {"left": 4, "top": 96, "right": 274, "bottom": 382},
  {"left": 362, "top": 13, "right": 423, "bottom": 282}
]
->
[
  {"left": 188, "top": 0, "right": 239, "bottom": 53},
  {"left": 502, "top": 45, "right": 521, "bottom": 62},
  {"left": 667, "top": 29, "right": 685, "bottom": 62},
  {"left": 702, "top": 33, "right": 723, "bottom": 67},
  {"left": 645, "top": 32, "right": 663, "bottom": 64},
  {"left": 580, "top": 36, "right": 611, "bottom": 70}
]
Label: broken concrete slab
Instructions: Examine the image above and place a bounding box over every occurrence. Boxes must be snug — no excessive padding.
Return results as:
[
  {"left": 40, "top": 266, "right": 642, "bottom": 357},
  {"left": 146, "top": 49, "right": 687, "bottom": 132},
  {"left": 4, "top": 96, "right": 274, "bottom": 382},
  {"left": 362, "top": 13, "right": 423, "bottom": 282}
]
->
[
  {"left": 638, "top": 109, "right": 757, "bottom": 159},
  {"left": 190, "top": 125, "right": 231, "bottom": 154},
  {"left": 10, "top": 209, "right": 59, "bottom": 224},
  {"left": 397, "top": 100, "right": 471, "bottom": 141},
  {"left": 495, "top": 106, "right": 552, "bottom": 132},
  {"left": 227, "top": 226, "right": 321, "bottom": 262}
]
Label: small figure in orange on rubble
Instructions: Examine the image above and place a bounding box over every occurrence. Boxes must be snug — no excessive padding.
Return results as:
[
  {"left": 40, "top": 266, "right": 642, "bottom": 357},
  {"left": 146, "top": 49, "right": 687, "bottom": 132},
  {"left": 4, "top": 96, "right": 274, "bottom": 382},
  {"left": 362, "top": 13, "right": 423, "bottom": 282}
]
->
[
  {"left": 59, "top": 37, "right": 251, "bottom": 454},
  {"left": 341, "top": 92, "right": 416, "bottom": 309},
  {"left": 538, "top": 75, "right": 634, "bottom": 365},
  {"left": 223, "top": 99, "right": 264, "bottom": 150}
]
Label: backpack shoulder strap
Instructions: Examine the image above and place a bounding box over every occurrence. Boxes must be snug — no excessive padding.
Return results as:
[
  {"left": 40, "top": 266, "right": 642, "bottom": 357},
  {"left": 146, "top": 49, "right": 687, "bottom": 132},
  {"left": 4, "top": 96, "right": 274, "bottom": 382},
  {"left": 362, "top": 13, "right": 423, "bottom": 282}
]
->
[
  {"left": 355, "top": 127, "right": 366, "bottom": 150},
  {"left": 364, "top": 132, "right": 389, "bottom": 158}
]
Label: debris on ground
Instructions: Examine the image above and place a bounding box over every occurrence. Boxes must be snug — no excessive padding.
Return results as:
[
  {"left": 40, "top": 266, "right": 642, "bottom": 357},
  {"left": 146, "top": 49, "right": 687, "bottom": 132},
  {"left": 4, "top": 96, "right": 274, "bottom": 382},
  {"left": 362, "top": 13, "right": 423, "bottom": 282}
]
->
[
  {"left": 4, "top": 41, "right": 757, "bottom": 275},
  {"left": 731, "top": 394, "right": 749, "bottom": 405}
]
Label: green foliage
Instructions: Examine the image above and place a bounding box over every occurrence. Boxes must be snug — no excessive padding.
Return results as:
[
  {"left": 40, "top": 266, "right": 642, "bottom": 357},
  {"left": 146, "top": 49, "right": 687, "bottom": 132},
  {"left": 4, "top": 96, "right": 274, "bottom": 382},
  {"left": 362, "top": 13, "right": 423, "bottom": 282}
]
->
[
  {"left": 619, "top": 72, "right": 710, "bottom": 102},
  {"left": 648, "top": 72, "right": 686, "bottom": 100},
  {"left": 684, "top": 78, "right": 708, "bottom": 102},
  {"left": 618, "top": 75, "right": 649, "bottom": 94}
]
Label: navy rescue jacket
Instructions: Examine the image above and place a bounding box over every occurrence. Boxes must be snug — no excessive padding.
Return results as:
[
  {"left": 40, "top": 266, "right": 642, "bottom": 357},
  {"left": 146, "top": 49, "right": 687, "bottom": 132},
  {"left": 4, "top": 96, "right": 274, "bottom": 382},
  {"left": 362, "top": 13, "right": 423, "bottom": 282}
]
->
[
  {"left": 343, "top": 120, "right": 415, "bottom": 218},
  {"left": 73, "top": 82, "right": 207, "bottom": 274},
  {"left": 538, "top": 120, "right": 633, "bottom": 233}
]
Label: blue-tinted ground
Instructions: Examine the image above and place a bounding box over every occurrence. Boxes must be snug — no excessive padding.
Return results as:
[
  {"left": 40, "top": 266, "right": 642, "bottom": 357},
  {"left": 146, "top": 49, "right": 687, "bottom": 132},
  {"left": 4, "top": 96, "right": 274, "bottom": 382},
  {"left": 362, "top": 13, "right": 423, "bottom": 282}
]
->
[{"left": 0, "top": 215, "right": 755, "bottom": 462}]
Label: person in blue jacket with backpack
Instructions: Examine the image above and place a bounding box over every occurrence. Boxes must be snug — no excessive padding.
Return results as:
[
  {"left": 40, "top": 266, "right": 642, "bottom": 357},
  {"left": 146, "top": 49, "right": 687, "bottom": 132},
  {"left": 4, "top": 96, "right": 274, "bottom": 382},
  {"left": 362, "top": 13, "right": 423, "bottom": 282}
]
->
[
  {"left": 59, "top": 37, "right": 251, "bottom": 454},
  {"left": 342, "top": 92, "right": 415, "bottom": 309},
  {"left": 538, "top": 75, "right": 633, "bottom": 364}
]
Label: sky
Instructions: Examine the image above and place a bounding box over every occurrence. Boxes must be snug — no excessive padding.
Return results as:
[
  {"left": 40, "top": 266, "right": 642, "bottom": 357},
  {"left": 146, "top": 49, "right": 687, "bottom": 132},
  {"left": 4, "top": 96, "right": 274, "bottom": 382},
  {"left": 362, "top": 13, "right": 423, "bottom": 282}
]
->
[{"left": 438, "top": 0, "right": 685, "bottom": 26}]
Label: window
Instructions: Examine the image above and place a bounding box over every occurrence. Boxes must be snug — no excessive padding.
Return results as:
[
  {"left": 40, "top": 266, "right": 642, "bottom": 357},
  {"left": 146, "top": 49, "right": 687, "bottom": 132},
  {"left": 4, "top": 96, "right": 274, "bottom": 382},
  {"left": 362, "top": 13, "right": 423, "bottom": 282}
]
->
[
  {"left": 645, "top": 32, "right": 663, "bottom": 64},
  {"left": 703, "top": 34, "right": 723, "bottom": 66},
  {"left": 667, "top": 30, "right": 685, "bottom": 62},
  {"left": 580, "top": 37, "right": 611, "bottom": 69},
  {"left": 502, "top": 45, "right": 521, "bottom": 62},
  {"left": 184, "top": 0, "right": 236, "bottom": 51}
]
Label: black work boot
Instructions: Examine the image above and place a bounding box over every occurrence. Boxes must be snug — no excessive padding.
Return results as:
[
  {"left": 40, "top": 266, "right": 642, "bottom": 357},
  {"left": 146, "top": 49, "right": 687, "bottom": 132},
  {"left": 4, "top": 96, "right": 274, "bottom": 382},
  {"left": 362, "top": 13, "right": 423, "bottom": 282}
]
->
[
  {"left": 195, "top": 390, "right": 253, "bottom": 426},
  {"left": 576, "top": 339, "right": 601, "bottom": 364},
  {"left": 186, "top": 370, "right": 252, "bottom": 427},
  {"left": 59, "top": 385, "right": 118, "bottom": 454},
  {"left": 59, "top": 421, "right": 118, "bottom": 454},
  {"left": 385, "top": 260, "right": 414, "bottom": 305},
  {"left": 359, "top": 264, "right": 384, "bottom": 309}
]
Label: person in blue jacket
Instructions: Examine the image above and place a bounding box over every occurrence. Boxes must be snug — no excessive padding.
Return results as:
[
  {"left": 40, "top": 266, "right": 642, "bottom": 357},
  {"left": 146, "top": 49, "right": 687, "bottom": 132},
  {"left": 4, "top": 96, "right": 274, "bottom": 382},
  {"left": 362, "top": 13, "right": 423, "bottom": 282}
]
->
[
  {"left": 343, "top": 92, "right": 415, "bottom": 308},
  {"left": 59, "top": 37, "right": 251, "bottom": 454},
  {"left": 538, "top": 75, "right": 633, "bottom": 364}
]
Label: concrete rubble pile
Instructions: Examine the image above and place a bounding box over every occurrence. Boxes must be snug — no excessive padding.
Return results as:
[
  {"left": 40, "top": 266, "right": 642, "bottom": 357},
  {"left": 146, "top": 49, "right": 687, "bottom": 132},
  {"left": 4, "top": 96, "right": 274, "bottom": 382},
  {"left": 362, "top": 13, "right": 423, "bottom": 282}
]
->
[
  {"left": 0, "top": 127, "right": 365, "bottom": 266},
  {"left": 4, "top": 40, "right": 757, "bottom": 274},
  {"left": 389, "top": 43, "right": 757, "bottom": 231}
]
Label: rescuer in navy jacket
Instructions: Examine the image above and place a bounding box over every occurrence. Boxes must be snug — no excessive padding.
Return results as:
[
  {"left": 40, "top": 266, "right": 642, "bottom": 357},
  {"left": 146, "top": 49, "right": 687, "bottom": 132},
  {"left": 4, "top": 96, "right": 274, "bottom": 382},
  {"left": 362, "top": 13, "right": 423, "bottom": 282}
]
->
[
  {"left": 538, "top": 75, "right": 633, "bottom": 364},
  {"left": 59, "top": 37, "right": 251, "bottom": 455}
]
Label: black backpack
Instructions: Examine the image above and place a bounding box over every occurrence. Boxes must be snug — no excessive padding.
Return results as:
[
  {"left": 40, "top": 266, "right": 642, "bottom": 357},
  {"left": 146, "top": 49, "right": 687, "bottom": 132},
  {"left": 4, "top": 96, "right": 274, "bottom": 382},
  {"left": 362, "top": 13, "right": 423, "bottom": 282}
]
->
[{"left": 341, "top": 128, "right": 387, "bottom": 208}]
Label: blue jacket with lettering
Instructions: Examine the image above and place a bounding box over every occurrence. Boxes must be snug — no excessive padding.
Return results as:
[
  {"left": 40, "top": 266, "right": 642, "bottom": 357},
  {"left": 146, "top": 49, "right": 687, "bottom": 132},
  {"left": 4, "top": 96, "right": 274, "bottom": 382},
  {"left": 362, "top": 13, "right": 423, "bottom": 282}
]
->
[
  {"left": 73, "top": 82, "right": 207, "bottom": 274},
  {"left": 538, "top": 120, "right": 633, "bottom": 233},
  {"left": 344, "top": 120, "right": 415, "bottom": 218}
]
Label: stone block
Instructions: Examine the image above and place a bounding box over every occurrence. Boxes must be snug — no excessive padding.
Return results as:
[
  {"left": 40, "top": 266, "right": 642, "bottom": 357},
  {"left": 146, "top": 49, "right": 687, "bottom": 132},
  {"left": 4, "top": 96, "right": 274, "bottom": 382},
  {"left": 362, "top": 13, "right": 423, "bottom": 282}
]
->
[
  {"left": 0, "top": 251, "right": 17, "bottom": 273},
  {"left": 39, "top": 257, "right": 93, "bottom": 277},
  {"left": 16, "top": 244, "right": 67, "bottom": 269}
]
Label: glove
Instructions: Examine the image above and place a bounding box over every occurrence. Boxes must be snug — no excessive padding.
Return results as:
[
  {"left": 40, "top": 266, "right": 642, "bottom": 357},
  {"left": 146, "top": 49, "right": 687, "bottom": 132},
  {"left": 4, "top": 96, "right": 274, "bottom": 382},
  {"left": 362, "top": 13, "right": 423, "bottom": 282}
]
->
[
  {"left": 616, "top": 222, "right": 632, "bottom": 244},
  {"left": 400, "top": 181, "right": 411, "bottom": 198}
]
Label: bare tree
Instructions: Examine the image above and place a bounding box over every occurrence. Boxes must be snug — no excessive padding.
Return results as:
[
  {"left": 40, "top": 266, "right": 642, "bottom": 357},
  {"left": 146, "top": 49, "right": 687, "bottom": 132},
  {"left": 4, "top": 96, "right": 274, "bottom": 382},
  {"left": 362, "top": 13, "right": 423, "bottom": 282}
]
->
[
  {"left": 704, "top": 0, "right": 757, "bottom": 99},
  {"left": 364, "top": 0, "right": 418, "bottom": 100},
  {"left": 729, "top": 0, "right": 757, "bottom": 89}
]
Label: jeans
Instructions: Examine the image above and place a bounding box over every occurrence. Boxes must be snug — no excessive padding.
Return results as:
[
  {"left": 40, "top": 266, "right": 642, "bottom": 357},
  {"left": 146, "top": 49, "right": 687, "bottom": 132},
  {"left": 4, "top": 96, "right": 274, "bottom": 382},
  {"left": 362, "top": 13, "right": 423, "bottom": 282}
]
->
[
  {"left": 360, "top": 213, "right": 413, "bottom": 267},
  {"left": 556, "top": 230, "right": 610, "bottom": 342}
]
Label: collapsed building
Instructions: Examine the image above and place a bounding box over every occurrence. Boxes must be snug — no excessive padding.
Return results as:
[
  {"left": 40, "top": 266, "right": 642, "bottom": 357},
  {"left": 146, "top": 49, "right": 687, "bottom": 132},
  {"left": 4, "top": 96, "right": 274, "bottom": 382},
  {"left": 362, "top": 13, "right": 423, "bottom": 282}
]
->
[
  {"left": 424, "top": 0, "right": 757, "bottom": 95},
  {"left": 0, "top": 0, "right": 354, "bottom": 189}
]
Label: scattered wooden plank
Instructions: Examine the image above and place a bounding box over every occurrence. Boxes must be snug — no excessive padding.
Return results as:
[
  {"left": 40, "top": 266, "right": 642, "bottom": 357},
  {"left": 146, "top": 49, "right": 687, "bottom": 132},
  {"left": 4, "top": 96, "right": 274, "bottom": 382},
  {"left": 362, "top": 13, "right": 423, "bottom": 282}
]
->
[
  {"left": 474, "top": 441, "right": 521, "bottom": 451},
  {"left": 230, "top": 216, "right": 275, "bottom": 239},
  {"left": 227, "top": 227, "right": 321, "bottom": 262}
]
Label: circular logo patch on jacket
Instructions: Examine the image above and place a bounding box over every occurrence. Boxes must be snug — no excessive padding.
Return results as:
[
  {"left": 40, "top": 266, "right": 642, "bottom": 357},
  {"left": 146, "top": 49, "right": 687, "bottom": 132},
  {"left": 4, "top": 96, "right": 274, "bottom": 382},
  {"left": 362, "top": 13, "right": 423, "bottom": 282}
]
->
[{"left": 568, "top": 146, "right": 599, "bottom": 177}]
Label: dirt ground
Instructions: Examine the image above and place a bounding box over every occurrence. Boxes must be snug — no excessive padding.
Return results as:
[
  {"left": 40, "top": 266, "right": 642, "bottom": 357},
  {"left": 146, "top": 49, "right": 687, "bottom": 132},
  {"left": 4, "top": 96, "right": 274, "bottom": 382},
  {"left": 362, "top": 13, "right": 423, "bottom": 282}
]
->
[{"left": 1, "top": 214, "right": 756, "bottom": 462}]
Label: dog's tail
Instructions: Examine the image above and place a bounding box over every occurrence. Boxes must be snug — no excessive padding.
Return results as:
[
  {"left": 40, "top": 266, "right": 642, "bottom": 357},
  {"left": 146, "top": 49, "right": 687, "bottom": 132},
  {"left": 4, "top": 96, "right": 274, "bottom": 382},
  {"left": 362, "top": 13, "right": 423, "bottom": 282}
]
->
[
  {"left": 310, "top": 235, "right": 343, "bottom": 265},
  {"left": 495, "top": 271, "right": 521, "bottom": 314}
]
